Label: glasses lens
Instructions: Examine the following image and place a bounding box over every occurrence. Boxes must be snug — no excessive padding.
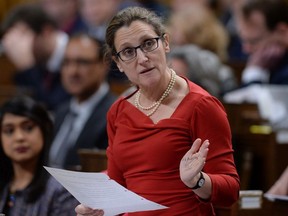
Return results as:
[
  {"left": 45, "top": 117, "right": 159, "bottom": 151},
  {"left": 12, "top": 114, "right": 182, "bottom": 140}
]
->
[
  {"left": 141, "top": 38, "right": 158, "bottom": 52},
  {"left": 119, "top": 48, "right": 135, "bottom": 61}
]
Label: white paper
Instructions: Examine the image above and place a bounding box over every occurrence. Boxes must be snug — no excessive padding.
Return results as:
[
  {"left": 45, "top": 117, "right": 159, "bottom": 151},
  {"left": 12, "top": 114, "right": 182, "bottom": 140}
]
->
[
  {"left": 44, "top": 166, "right": 168, "bottom": 216},
  {"left": 264, "top": 193, "right": 288, "bottom": 202}
]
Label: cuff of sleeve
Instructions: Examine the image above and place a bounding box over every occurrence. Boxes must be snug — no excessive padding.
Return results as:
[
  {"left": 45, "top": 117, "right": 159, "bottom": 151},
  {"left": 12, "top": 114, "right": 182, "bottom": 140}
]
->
[{"left": 241, "top": 66, "right": 270, "bottom": 84}]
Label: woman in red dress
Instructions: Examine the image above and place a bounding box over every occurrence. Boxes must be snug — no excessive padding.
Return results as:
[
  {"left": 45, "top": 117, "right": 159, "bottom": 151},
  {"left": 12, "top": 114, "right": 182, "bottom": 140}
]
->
[{"left": 76, "top": 6, "right": 240, "bottom": 216}]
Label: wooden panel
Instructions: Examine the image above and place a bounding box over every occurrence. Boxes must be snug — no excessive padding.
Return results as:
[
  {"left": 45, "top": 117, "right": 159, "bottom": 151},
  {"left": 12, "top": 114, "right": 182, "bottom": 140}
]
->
[
  {"left": 0, "top": 55, "right": 16, "bottom": 85},
  {"left": 224, "top": 102, "right": 288, "bottom": 191},
  {"left": 78, "top": 149, "right": 107, "bottom": 172},
  {"left": 0, "top": 0, "right": 37, "bottom": 22},
  {"left": 0, "top": 85, "right": 21, "bottom": 105}
]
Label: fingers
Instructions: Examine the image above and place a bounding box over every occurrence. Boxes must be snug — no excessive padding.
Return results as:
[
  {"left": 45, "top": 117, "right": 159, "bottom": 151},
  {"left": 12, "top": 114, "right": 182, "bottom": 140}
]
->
[
  {"left": 181, "top": 138, "right": 209, "bottom": 161},
  {"left": 190, "top": 138, "right": 202, "bottom": 153},
  {"left": 198, "top": 139, "right": 209, "bottom": 159},
  {"left": 75, "top": 204, "right": 104, "bottom": 216}
]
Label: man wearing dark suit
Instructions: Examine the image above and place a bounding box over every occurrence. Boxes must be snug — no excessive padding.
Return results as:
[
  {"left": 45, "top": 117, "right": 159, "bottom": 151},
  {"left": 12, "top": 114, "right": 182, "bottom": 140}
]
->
[
  {"left": 49, "top": 33, "right": 117, "bottom": 169},
  {"left": 236, "top": 0, "right": 288, "bottom": 85}
]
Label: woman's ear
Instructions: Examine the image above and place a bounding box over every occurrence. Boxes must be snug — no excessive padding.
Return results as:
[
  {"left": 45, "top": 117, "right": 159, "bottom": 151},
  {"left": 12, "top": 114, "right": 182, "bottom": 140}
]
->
[{"left": 163, "top": 34, "right": 170, "bottom": 53}]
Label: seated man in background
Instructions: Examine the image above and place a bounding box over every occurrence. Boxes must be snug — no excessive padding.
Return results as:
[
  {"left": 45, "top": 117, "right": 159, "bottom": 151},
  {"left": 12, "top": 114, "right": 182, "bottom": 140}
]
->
[
  {"left": 49, "top": 33, "right": 117, "bottom": 170},
  {"left": 39, "top": 0, "right": 87, "bottom": 36},
  {"left": 236, "top": 0, "right": 288, "bottom": 85},
  {"left": 1, "top": 3, "right": 70, "bottom": 111}
]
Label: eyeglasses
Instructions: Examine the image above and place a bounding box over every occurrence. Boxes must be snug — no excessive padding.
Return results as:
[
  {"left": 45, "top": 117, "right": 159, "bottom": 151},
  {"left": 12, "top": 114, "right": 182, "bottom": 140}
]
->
[{"left": 116, "top": 36, "right": 163, "bottom": 62}]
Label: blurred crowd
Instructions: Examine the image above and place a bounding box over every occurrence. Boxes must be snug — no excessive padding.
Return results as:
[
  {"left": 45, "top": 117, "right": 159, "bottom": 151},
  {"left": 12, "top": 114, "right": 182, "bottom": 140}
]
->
[{"left": 0, "top": 0, "right": 287, "bottom": 214}]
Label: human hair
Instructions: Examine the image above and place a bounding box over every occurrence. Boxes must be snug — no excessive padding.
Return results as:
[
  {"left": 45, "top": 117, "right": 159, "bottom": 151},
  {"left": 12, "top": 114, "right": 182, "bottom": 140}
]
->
[
  {"left": 0, "top": 3, "right": 57, "bottom": 38},
  {"left": 0, "top": 96, "right": 53, "bottom": 203},
  {"left": 241, "top": 0, "right": 288, "bottom": 31},
  {"left": 105, "top": 6, "right": 166, "bottom": 60},
  {"left": 69, "top": 32, "right": 106, "bottom": 62},
  {"left": 167, "top": 4, "right": 229, "bottom": 62}
]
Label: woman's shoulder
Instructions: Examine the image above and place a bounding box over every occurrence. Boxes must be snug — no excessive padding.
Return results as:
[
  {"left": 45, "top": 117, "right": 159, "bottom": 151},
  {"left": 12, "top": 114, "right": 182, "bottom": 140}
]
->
[
  {"left": 185, "top": 78, "right": 225, "bottom": 108},
  {"left": 109, "top": 87, "right": 137, "bottom": 112},
  {"left": 186, "top": 78, "right": 212, "bottom": 98}
]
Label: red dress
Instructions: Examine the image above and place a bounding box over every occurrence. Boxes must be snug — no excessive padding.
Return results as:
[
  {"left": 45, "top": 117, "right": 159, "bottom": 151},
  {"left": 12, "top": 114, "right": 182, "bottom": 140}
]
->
[{"left": 107, "top": 79, "right": 240, "bottom": 216}]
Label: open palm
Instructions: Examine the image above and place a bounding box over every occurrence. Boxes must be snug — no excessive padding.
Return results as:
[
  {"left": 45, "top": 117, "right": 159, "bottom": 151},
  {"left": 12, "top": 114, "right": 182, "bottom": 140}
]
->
[{"left": 179, "top": 138, "right": 209, "bottom": 188}]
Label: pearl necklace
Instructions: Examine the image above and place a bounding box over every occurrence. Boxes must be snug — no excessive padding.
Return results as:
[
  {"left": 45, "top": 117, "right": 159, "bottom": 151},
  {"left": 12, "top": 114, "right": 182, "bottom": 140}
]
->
[{"left": 135, "top": 69, "right": 176, "bottom": 116}]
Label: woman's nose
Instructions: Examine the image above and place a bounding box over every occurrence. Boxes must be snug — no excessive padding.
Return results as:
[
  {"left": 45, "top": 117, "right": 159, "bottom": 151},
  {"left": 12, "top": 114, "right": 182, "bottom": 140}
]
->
[
  {"left": 14, "top": 129, "right": 25, "bottom": 140},
  {"left": 136, "top": 49, "right": 148, "bottom": 63}
]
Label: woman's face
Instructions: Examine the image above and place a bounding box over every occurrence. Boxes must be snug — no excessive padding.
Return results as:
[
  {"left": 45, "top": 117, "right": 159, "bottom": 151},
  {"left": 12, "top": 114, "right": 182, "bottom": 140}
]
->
[
  {"left": 113, "top": 20, "right": 170, "bottom": 88},
  {"left": 1, "top": 113, "right": 43, "bottom": 164}
]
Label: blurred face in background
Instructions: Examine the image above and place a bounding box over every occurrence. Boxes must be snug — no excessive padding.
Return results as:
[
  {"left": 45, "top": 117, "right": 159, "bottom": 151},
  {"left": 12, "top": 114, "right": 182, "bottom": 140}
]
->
[
  {"left": 61, "top": 36, "right": 107, "bottom": 102},
  {"left": 236, "top": 11, "right": 272, "bottom": 54},
  {"left": 170, "top": 0, "right": 208, "bottom": 11},
  {"left": 40, "top": 0, "right": 79, "bottom": 27},
  {"left": 80, "top": 0, "right": 119, "bottom": 26},
  {"left": 1, "top": 114, "right": 43, "bottom": 164}
]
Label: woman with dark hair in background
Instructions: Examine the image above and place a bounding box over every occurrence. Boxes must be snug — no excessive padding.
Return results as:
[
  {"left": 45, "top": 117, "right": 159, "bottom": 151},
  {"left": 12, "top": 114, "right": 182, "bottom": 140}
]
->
[{"left": 0, "top": 96, "right": 78, "bottom": 216}]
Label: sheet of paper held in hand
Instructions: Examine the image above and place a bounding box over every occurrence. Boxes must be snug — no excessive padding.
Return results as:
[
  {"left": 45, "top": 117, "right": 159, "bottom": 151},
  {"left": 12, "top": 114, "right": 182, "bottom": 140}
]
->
[{"left": 44, "top": 166, "right": 168, "bottom": 216}]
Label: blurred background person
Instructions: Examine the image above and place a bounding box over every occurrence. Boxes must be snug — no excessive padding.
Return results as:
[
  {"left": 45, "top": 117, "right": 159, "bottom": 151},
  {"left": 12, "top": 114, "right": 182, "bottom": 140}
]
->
[
  {"left": 167, "top": 2, "right": 230, "bottom": 62},
  {"left": 79, "top": 0, "right": 122, "bottom": 41},
  {"left": 166, "top": 1, "right": 238, "bottom": 97},
  {"left": 168, "top": 44, "right": 238, "bottom": 98},
  {"left": 49, "top": 33, "right": 117, "bottom": 170},
  {"left": 235, "top": 0, "right": 288, "bottom": 85},
  {"left": 39, "top": 0, "right": 87, "bottom": 36},
  {"left": 1, "top": 3, "right": 70, "bottom": 111},
  {"left": 137, "top": 0, "right": 169, "bottom": 18},
  {"left": 169, "top": 0, "right": 248, "bottom": 64},
  {"left": 79, "top": 0, "right": 140, "bottom": 85},
  {"left": 0, "top": 96, "right": 78, "bottom": 216}
]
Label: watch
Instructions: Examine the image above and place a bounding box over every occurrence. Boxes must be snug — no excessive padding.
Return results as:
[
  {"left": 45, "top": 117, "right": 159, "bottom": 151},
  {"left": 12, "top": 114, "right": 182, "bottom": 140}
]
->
[{"left": 190, "top": 172, "right": 205, "bottom": 190}]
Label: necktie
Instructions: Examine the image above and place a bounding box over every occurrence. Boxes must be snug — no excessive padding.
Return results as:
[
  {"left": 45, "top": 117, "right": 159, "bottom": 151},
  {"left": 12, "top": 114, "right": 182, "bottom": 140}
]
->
[
  {"left": 43, "top": 71, "right": 55, "bottom": 90},
  {"left": 49, "top": 110, "right": 78, "bottom": 168}
]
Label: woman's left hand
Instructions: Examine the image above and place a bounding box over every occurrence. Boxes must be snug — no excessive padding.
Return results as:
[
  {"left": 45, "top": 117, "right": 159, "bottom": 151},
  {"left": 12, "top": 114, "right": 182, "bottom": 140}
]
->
[{"left": 179, "top": 138, "right": 209, "bottom": 188}]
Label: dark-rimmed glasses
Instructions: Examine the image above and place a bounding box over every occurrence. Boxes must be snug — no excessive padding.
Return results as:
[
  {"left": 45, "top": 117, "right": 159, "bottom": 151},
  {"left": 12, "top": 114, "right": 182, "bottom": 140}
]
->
[{"left": 116, "top": 36, "right": 163, "bottom": 62}]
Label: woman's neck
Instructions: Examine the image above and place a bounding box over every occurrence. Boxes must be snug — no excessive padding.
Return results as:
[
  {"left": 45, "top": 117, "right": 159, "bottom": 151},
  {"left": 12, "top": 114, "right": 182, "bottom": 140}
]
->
[{"left": 10, "top": 162, "right": 36, "bottom": 192}]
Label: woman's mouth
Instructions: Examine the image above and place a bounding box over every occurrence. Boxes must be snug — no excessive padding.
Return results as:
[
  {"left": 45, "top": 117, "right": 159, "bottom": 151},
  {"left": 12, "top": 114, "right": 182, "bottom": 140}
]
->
[{"left": 15, "top": 146, "right": 29, "bottom": 153}]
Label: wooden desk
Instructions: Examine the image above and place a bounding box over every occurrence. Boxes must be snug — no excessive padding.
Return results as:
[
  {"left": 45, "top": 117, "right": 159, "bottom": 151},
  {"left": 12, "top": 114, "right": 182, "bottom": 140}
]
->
[
  {"left": 215, "top": 196, "right": 288, "bottom": 216},
  {"left": 235, "top": 197, "right": 288, "bottom": 216},
  {"left": 224, "top": 103, "right": 288, "bottom": 191}
]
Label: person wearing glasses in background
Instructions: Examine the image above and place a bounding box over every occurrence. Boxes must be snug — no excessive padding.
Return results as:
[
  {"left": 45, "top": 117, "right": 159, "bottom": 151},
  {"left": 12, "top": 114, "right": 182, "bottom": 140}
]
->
[
  {"left": 48, "top": 33, "right": 116, "bottom": 170},
  {"left": 75, "top": 7, "right": 239, "bottom": 216}
]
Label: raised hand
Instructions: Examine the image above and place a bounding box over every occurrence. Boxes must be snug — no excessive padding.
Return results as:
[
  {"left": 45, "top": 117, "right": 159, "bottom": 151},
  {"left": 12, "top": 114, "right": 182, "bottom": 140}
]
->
[
  {"left": 179, "top": 138, "right": 209, "bottom": 188},
  {"left": 2, "top": 22, "right": 35, "bottom": 70},
  {"left": 248, "top": 39, "right": 286, "bottom": 70}
]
